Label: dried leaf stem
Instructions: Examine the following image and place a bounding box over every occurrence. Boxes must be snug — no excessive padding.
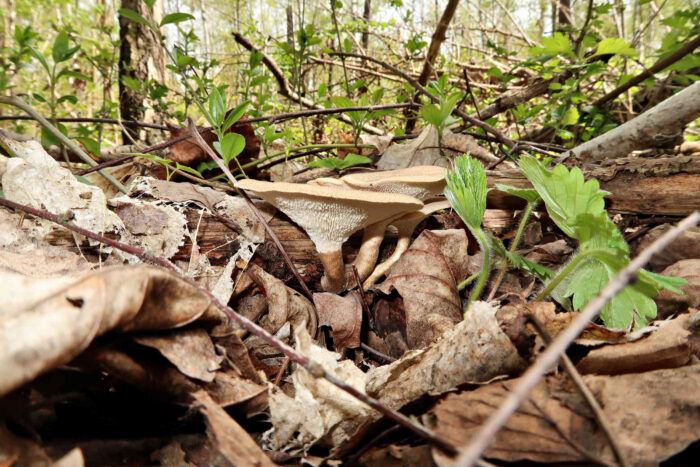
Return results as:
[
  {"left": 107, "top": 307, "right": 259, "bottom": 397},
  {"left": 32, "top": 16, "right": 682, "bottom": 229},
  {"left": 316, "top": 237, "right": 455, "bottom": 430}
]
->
[
  {"left": 455, "top": 211, "right": 700, "bottom": 466},
  {"left": 0, "top": 196, "right": 457, "bottom": 456}
]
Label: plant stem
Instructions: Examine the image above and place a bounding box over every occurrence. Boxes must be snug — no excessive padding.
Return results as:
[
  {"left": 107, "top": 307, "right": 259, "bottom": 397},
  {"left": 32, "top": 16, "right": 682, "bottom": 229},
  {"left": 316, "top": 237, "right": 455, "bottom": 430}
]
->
[
  {"left": 458, "top": 272, "right": 480, "bottom": 291},
  {"left": 467, "top": 228, "right": 491, "bottom": 306},
  {"left": 0, "top": 96, "right": 127, "bottom": 194},
  {"left": 534, "top": 249, "right": 590, "bottom": 302},
  {"left": 486, "top": 201, "right": 535, "bottom": 300}
]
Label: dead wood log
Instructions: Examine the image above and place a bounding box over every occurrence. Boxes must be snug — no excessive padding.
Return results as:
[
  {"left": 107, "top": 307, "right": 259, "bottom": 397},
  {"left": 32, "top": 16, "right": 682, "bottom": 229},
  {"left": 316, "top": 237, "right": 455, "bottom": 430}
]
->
[
  {"left": 571, "top": 80, "right": 700, "bottom": 162},
  {"left": 487, "top": 155, "right": 700, "bottom": 216}
]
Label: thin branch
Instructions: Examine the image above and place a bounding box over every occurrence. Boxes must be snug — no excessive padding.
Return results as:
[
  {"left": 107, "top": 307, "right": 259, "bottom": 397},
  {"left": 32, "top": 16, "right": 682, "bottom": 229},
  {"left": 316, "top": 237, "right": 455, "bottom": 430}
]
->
[
  {"left": 233, "top": 32, "right": 383, "bottom": 135},
  {"left": 524, "top": 314, "right": 630, "bottom": 467},
  {"left": 455, "top": 211, "right": 700, "bottom": 466},
  {"left": 185, "top": 118, "right": 315, "bottom": 302},
  {"left": 592, "top": 33, "right": 700, "bottom": 108},
  {"left": 0, "top": 196, "right": 458, "bottom": 456},
  {"left": 0, "top": 96, "right": 127, "bottom": 194},
  {"left": 331, "top": 52, "right": 515, "bottom": 147}
]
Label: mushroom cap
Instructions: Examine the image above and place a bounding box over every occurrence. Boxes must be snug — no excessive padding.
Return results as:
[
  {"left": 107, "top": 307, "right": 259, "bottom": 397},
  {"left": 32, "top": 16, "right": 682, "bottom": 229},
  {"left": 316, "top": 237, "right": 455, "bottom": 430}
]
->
[
  {"left": 237, "top": 179, "right": 423, "bottom": 252},
  {"left": 339, "top": 165, "right": 447, "bottom": 200},
  {"left": 306, "top": 177, "right": 348, "bottom": 188}
]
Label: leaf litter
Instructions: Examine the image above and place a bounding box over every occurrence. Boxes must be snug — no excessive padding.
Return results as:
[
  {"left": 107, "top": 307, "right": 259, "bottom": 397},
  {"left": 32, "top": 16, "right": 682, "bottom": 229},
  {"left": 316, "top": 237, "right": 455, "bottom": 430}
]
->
[{"left": 0, "top": 137, "right": 698, "bottom": 466}]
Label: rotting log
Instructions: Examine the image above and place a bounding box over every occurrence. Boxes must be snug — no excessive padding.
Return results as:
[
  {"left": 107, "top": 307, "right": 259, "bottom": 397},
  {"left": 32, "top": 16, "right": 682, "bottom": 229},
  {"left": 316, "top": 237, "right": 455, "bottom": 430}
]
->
[{"left": 487, "top": 155, "right": 700, "bottom": 216}]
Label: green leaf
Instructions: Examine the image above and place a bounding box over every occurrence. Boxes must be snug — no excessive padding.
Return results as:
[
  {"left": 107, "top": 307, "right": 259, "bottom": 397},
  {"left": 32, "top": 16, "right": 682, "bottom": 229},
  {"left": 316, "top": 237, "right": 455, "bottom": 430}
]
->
[
  {"left": 52, "top": 31, "right": 70, "bottom": 63},
  {"left": 420, "top": 103, "right": 443, "bottom": 127},
  {"left": 444, "top": 154, "right": 487, "bottom": 231},
  {"left": 541, "top": 32, "right": 572, "bottom": 56},
  {"left": 160, "top": 12, "right": 195, "bottom": 26},
  {"left": 596, "top": 38, "right": 636, "bottom": 58},
  {"left": 57, "top": 69, "right": 91, "bottom": 81},
  {"left": 215, "top": 132, "right": 246, "bottom": 165},
  {"left": 489, "top": 234, "right": 554, "bottom": 282},
  {"left": 32, "top": 92, "right": 47, "bottom": 103},
  {"left": 57, "top": 94, "right": 78, "bottom": 105},
  {"left": 249, "top": 75, "right": 269, "bottom": 87},
  {"left": 73, "top": 136, "right": 101, "bottom": 157},
  {"left": 40, "top": 123, "right": 68, "bottom": 148},
  {"left": 175, "top": 162, "right": 203, "bottom": 178},
  {"left": 29, "top": 46, "right": 51, "bottom": 76},
  {"left": 74, "top": 174, "right": 92, "bottom": 185},
  {"left": 143, "top": 0, "right": 155, "bottom": 6},
  {"left": 121, "top": 76, "right": 141, "bottom": 92},
  {"left": 221, "top": 100, "right": 250, "bottom": 133},
  {"left": 307, "top": 154, "right": 371, "bottom": 170},
  {"left": 331, "top": 96, "right": 355, "bottom": 108},
  {"left": 118, "top": 8, "right": 153, "bottom": 29},
  {"left": 208, "top": 88, "right": 226, "bottom": 126},
  {"left": 494, "top": 184, "right": 541, "bottom": 203},
  {"left": 638, "top": 270, "right": 687, "bottom": 295},
  {"left": 561, "top": 107, "right": 579, "bottom": 126},
  {"left": 518, "top": 156, "right": 608, "bottom": 239}
]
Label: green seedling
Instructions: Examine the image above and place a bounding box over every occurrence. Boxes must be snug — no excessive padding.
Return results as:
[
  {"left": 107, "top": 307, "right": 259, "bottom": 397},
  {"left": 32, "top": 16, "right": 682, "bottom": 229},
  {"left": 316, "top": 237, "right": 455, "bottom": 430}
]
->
[
  {"left": 519, "top": 155, "right": 686, "bottom": 329},
  {"left": 307, "top": 153, "right": 372, "bottom": 170},
  {"left": 444, "top": 154, "right": 490, "bottom": 306}
]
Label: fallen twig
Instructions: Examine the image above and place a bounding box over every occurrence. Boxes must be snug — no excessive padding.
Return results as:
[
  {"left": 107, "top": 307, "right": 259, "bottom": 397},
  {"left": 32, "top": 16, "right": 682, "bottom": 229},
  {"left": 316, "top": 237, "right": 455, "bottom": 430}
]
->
[
  {"left": 455, "top": 210, "right": 700, "bottom": 466},
  {"left": 0, "top": 96, "right": 127, "bottom": 194},
  {"left": 525, "top": 314, "right": 630, "bottom": 467}
]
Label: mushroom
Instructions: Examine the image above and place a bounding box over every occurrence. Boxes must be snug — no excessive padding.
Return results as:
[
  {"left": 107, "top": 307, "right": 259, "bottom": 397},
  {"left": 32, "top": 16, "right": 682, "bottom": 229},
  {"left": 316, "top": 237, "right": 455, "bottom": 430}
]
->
[
  {"left": 237, "top": 179, "right": 423, "bottom": 293},
  {"left": 340, "top": 165, "right": 447, "bottom": 200},
  {"left": 363, "top": 199, "right": 452, "bottom": 289},
  {"left": 325, "top": 166, "right": 448, "bottom": 283}
]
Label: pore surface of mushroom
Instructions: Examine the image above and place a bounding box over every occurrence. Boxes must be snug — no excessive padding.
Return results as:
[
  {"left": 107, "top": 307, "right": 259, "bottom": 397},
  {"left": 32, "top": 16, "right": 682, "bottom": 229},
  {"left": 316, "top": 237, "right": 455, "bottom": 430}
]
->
[{"left": 237, "top": 179, "right": 423, "bottom": 293}]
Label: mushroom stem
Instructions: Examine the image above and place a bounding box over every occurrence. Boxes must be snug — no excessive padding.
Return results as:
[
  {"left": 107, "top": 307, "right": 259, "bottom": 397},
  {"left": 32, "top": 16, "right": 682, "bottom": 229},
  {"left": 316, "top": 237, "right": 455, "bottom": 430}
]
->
[
  {"left": 363, "top": 225, "right": 413, "bottom": 289},
  {"left": 349, "top": 218, "right": 395, "bottom": 285},
  {"left": 319, "top": 249, "right": 347, "bottom": 293}
]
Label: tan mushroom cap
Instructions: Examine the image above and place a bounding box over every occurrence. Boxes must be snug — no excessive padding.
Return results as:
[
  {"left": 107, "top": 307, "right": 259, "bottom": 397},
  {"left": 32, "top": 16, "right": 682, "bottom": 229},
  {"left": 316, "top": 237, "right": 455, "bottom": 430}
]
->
[
  {"left": 340, "top": 165, "right": 447, "bottom": 201},
  {"left": 237, "top": 179, "right": 423, "bottom": 292}
]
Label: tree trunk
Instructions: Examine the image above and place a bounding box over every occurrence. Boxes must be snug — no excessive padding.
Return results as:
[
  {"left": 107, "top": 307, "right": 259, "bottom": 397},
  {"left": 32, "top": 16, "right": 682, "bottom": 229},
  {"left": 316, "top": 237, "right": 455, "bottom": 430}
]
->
[
  {"left": 361, "top": 0, "right": 371, "bottom": 51},
  {"left": 405, "top": 0, "right": 460, "bottom": 134},
  {"left": 118, "top": 0, "right": 166, "bottom": 145}
]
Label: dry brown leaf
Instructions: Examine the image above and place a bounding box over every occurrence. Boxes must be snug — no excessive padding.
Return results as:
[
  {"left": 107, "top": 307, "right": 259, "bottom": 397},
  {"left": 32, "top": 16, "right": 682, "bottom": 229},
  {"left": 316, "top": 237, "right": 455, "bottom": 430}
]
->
[
  {"left": 376, "top": 230, "right": 465, "bottom": 349},
  {"left": 427, "top": 377, "right": 614, "bottom": 466},
  {"left": 0, "top": 264, "right": 227, "bottom": 396},
  {"left": 576, "top": 311, "right": 700, "bottom": 374},
  {"left": 366, "top": 302, "right": 526, "bottom": 411},
  {"left": 428, "top": 364, "right": 700, "bottom": 466},
  {"left": 632, "top": 224, "right": 700, "bottom": 271},
  {"left": 80, "top": 346, "right": 266, "bottom": 407},
  {"left": 376, "top": 126, "right": 448, "bottom": 170},
  {"left": 245, "top": 264, "right": 317, "bottom": 337},
  {"left": 193, "top": 391, "right": 275, "bottom": 467},
  {"left": 134, "top": 327, "right": 223, "bottom": 383},
  {"left": 264, "top": 326, "right": 374, "bottom": 452},
  {"left": 657, "top": 259, "right": 700, "bottom": 317},
  {"left": 314, "top": 292, "right": 362, "bottom": 350}
]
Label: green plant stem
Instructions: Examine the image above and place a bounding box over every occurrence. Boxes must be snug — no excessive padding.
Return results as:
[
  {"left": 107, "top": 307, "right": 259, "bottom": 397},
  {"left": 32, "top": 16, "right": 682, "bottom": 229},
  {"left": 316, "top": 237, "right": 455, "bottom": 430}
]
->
[
  {"left": 467, "top": 228, "right": 491, "bottom": 305},
  {"left": 0, "top": 96, "right": 127, "bottom": 194},
  {"left": 534, "top": 249, "right": 594, "bottom": 302},
  {"left": 510, "top": 202, "right": 534, "bottom": 253},
  {"left": 236, "top": 143, "right": 375, "bottom": 170},
  {"left": 457, "top": 272, "right": 480, "bottom": 291},
  {"left": 486, "top": 201, "right": 535, "bottom": 300}
]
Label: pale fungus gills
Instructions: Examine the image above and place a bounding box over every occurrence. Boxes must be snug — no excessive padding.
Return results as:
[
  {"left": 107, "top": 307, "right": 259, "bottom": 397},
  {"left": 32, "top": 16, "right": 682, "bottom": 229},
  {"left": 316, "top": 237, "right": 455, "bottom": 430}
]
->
[
  {"left": 363, "top": 199, "right": 452, "bottom": 289},
  {"left": 236, "top": 179, "right": 423, "bottom": 293},
  {"left": 310, "top": 166, "right": 448, "bottom": 283}
]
